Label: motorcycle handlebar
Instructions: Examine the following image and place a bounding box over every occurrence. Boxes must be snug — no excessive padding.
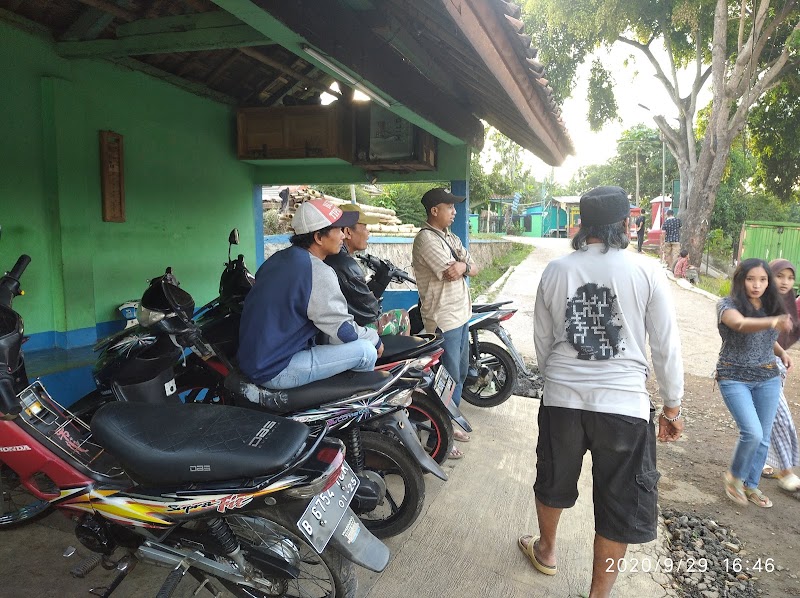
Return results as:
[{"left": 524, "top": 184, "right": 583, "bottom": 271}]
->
[
  {"left": 8, "top": 255, "right": 31, "bottom": 282},
  {"left": 358, "top": 254, "right": 416, "bottom": 285},
  {"left": 0, "top": 254, "right": 31, "bottom": 309},
  {"left": 393, "top": 270, "right": 416, "bottom": 285}
]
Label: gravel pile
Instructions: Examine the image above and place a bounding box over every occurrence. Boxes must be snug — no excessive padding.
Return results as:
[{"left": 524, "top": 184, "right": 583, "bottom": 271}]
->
[
  {"left": 513, "top": 363, "right": 543, "bottom": 399},
  {"left": 662, "top": 508, "right": 758, "bottom": 597}
]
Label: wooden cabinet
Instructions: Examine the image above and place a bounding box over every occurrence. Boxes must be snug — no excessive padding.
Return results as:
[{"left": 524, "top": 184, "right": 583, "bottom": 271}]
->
[
  {"left": 236, "top": 104, "right": 353, "bottom": 161},
  {"left": 236, "top": 102, "right": 437, "bottom": 172}
]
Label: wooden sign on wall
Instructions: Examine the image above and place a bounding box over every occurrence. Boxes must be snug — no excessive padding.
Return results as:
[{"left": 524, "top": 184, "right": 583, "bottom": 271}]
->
[{"left": 99, "top": 130, "right": 125, "bottom": 222}]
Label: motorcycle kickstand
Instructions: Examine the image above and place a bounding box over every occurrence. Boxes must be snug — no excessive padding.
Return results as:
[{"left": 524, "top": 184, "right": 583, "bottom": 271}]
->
[
  {"left": 157, "top": 553, "right": 224, "bottom": 598},
  {"left": 89, "top": 553, "right": 136, "bottom": 597}
]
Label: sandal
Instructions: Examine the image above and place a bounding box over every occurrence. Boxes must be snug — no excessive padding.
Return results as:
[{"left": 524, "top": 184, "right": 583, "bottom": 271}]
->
[
  {"left": 744, "top": 487, "right": 773, "bottom": 508},
  {"left": 723, "top": 472, "right": 748, "bottom": 506},
  {"left": 448, "top": 447, "right": 464, "bottom": 460},
  {"left": 517, "top": 535, "right": 557, "bottom": 576},
  {"left": 778, "top": 473, "right": 800, "bottom": 492},
  {"left": 453, "top": 429, "right": 471, "bottom": 443},
  {"left": 762, "top": 466, "right": 778, "bottom": 479}
]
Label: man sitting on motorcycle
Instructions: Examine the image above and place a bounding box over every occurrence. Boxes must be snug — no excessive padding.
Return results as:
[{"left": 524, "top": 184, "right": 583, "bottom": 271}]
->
[
  {"left": 325, "top": 204, "right": 411, "bottom": 336},
  {"left": 238, "top": 199, "right": 384, "bottom": 389}
]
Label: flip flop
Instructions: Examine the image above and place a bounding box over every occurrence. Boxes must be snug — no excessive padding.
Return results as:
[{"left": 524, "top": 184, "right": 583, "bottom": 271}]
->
[
  {"left": 723, "top": 472, "right": 748, "bottom": 506},
  {"left": 448, "top": 447, "right": 464, "bottom": 460},
  {"left": 745, "top": 487, "right": 773, "bottom": 508},
  {"left": 762, "top": 466, "right": 778, "bottom": 479},
  {"left": 517, "top": 535, "right": 557, "bottom": 576},
  {"left": 453, "top": 429, "right": 470, "bottom": 443}
]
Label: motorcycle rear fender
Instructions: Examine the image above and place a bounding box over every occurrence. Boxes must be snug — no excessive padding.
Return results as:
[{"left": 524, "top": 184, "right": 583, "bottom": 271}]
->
[
  {"left": 278, "top": 503, "right": 390, "bottom": 572},
  {"left": 428, "top": 387, "right": 472, "bottom": 433},
  {"left": 383, "top": 411, "right": 448, "bottom": 481},
  {"left": 327, "top": 509, "right": 391, "bottom": 572}
]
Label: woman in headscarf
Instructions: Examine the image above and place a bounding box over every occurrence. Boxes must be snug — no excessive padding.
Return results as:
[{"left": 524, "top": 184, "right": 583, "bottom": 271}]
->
[{"left": 762, "top": 259, "right": 800, "bottom": 491}]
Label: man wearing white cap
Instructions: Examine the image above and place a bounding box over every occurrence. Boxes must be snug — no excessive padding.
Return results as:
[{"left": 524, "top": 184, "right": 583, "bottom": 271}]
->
[{"left": 238, "top": 199, "right": 384, "bottom": 389}]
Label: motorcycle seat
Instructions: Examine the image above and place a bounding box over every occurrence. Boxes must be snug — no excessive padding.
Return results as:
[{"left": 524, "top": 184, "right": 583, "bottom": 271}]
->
[
  {"left": 472, "top": 301, "right": 513, "bottom": 313},
  {"left": 91, "top": 402, "right": 310, "bottom": 485},
  {"left": 376, "top": 334, "right": 443, "bottom": 365},
  {"left": 226, "top": 369, "right": 392, "bottom": 414}
]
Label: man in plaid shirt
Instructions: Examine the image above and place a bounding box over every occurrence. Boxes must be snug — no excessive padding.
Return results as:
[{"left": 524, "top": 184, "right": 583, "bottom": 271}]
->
[{"left": 662, "top": 209, "right": 681, "bottom": 269}]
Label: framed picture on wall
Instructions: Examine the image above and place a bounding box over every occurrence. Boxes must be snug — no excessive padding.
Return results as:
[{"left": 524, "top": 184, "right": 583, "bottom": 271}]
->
[{"left": 99, "top": 130, "right": 125, "bottom": 222}]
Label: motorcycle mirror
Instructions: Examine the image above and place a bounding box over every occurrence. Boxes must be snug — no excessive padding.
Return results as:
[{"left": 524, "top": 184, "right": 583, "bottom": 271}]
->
[{"left": 228, "top": 228, "right": 239, "bottom": 263}]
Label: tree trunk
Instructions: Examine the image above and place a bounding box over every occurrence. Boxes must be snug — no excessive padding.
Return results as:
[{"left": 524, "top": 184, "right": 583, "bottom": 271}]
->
[{"left": 681, "top": 126, "right": 735, "bottom": 267}]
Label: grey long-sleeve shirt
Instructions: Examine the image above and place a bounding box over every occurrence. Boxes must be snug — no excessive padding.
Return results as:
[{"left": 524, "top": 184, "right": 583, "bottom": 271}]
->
[{"left": 534, "top": 244, "right": 684, "bottom": 421}]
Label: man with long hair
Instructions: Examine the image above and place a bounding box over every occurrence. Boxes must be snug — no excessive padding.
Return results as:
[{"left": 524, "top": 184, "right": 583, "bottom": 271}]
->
[{"left": 519, "top": 186, "right": 684, "bottom": 597}]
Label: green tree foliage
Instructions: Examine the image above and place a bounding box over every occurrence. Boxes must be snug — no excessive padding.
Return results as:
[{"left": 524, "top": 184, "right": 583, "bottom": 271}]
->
[
  {"left": 749, "top": 74, "right": 800, "bottom": 202},
  {"left": 520, "top": 0, "right": 800, "bottom": 266},
  {"left": 587, "top": 59, "right": 619, "bottom": 131}
]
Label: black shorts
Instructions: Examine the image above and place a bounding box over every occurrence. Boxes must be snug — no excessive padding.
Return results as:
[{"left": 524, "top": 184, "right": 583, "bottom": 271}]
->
[{"left": 533, "top": 404, "right": 659, "bottom": 545}]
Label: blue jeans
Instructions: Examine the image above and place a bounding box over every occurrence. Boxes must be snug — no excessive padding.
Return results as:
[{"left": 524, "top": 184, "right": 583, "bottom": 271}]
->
[
  {"left": 264, "top": 340, "right": 377, "bottom": 390},
  {"left": 441, "top": 324, "right": 470, "bottom": 406},
  {"left": 718, "top": 377, "right": 782, "bottom": 488}
]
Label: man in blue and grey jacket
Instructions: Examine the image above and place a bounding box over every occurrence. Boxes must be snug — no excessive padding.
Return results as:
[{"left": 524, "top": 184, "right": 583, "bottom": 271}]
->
[{"left": 238, "top": 199, "right": 384, "bottom": 389}]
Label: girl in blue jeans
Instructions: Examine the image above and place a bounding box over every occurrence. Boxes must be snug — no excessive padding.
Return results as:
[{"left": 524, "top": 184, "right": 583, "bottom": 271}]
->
[{"left": 717, "top": 258, "right": 793, "bottom": 508}]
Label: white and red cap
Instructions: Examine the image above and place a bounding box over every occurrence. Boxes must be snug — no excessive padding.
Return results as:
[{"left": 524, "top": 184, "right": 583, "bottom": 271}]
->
[{"left": 291, "top": 199, "right": 359, "bottom": 234}]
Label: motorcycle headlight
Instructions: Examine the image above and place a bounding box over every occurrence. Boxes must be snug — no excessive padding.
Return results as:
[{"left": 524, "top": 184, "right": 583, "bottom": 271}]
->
[{"left": 137, "top": 304, "right": 166, "bottom": 328}]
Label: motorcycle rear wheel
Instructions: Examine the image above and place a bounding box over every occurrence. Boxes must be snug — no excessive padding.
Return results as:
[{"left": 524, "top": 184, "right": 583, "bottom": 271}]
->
[
  {"left": 215, "top": 510, "right": 357, "bottom": 598},
  {"left": 357, "top": 431, "right": 425, "bottom": 539},
  {"left": 407, "top": 391, "right": 454, "bottom": 465},
  {"left": 462, "top": 341, "right": 516, "bottom": 408}
]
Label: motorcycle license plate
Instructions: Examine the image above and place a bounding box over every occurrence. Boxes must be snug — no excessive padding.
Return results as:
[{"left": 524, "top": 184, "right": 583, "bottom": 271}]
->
[
  {"left": 433, "top": 366, "right": 456, "bottom": 406},
  {"left": 297, "top": 462, "right": 360, "bottom": 552}
]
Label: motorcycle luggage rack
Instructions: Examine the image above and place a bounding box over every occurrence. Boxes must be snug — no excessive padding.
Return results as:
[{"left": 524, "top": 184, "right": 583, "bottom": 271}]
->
[{"left": 16, "top": 380, "right": 125, "bottom": 479}]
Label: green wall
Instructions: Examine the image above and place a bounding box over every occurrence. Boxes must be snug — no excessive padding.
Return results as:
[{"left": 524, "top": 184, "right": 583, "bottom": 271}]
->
[{"left": 1, "top": 21, "right": 255, "bottom": 346}]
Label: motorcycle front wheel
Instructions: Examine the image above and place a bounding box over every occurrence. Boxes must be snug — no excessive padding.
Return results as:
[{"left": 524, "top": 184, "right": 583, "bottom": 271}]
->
[
  {"left": 462, "top": 341, "right": 517, "bottom": 408},
  {"left": 357, "top": 431, "right": 425, "bottom": 539},
  {"left": 214, "top": 510, "right": 357, "bottom": 598},
  {"left": 407, "top": 391, "right": 454, "bottom": 465}
]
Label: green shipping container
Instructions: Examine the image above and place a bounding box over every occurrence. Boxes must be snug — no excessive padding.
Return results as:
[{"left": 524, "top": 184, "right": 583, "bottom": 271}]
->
[{"left": 738, "top": 221, "right": 800, "bottom": 265}]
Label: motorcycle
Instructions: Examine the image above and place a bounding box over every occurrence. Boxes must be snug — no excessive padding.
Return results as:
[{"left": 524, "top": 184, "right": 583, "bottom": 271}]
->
[
  {"left": 81, "top": 269, "right": 447, "bottom": 539},
  {"left": 89, "top": 229, "right": 457, "bottom": 466},
  {"left": 0, "top": 253, "right": 389, "bottom": 598},
  {"left": 360, "top": 254, "right": 530, "bottom": 408}
]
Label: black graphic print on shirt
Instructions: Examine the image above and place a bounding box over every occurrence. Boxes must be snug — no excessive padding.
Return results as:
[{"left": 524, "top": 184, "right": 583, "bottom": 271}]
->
[{"left": 565, "top": 283, "right": 623, "bottom": 360}]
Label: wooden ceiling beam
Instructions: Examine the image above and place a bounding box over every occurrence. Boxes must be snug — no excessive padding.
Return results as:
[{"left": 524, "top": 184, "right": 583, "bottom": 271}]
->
[
  {"left": 56, "top": 21, "right": 270, "bottom": 57},
  {"left": 236, "top": 47, "right": 339, "bottom": 98},
  {"left": 244, "top": 0, "right": 484, "bottom": 149}
]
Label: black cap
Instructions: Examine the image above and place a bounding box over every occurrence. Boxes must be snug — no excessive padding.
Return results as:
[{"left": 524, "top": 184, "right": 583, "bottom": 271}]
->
[
  {"left": 421, "top": 187, "right": 465, "bottom": 209},
  {"left": 580, "top": 186, "right": 630, "bottom": 226}
]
